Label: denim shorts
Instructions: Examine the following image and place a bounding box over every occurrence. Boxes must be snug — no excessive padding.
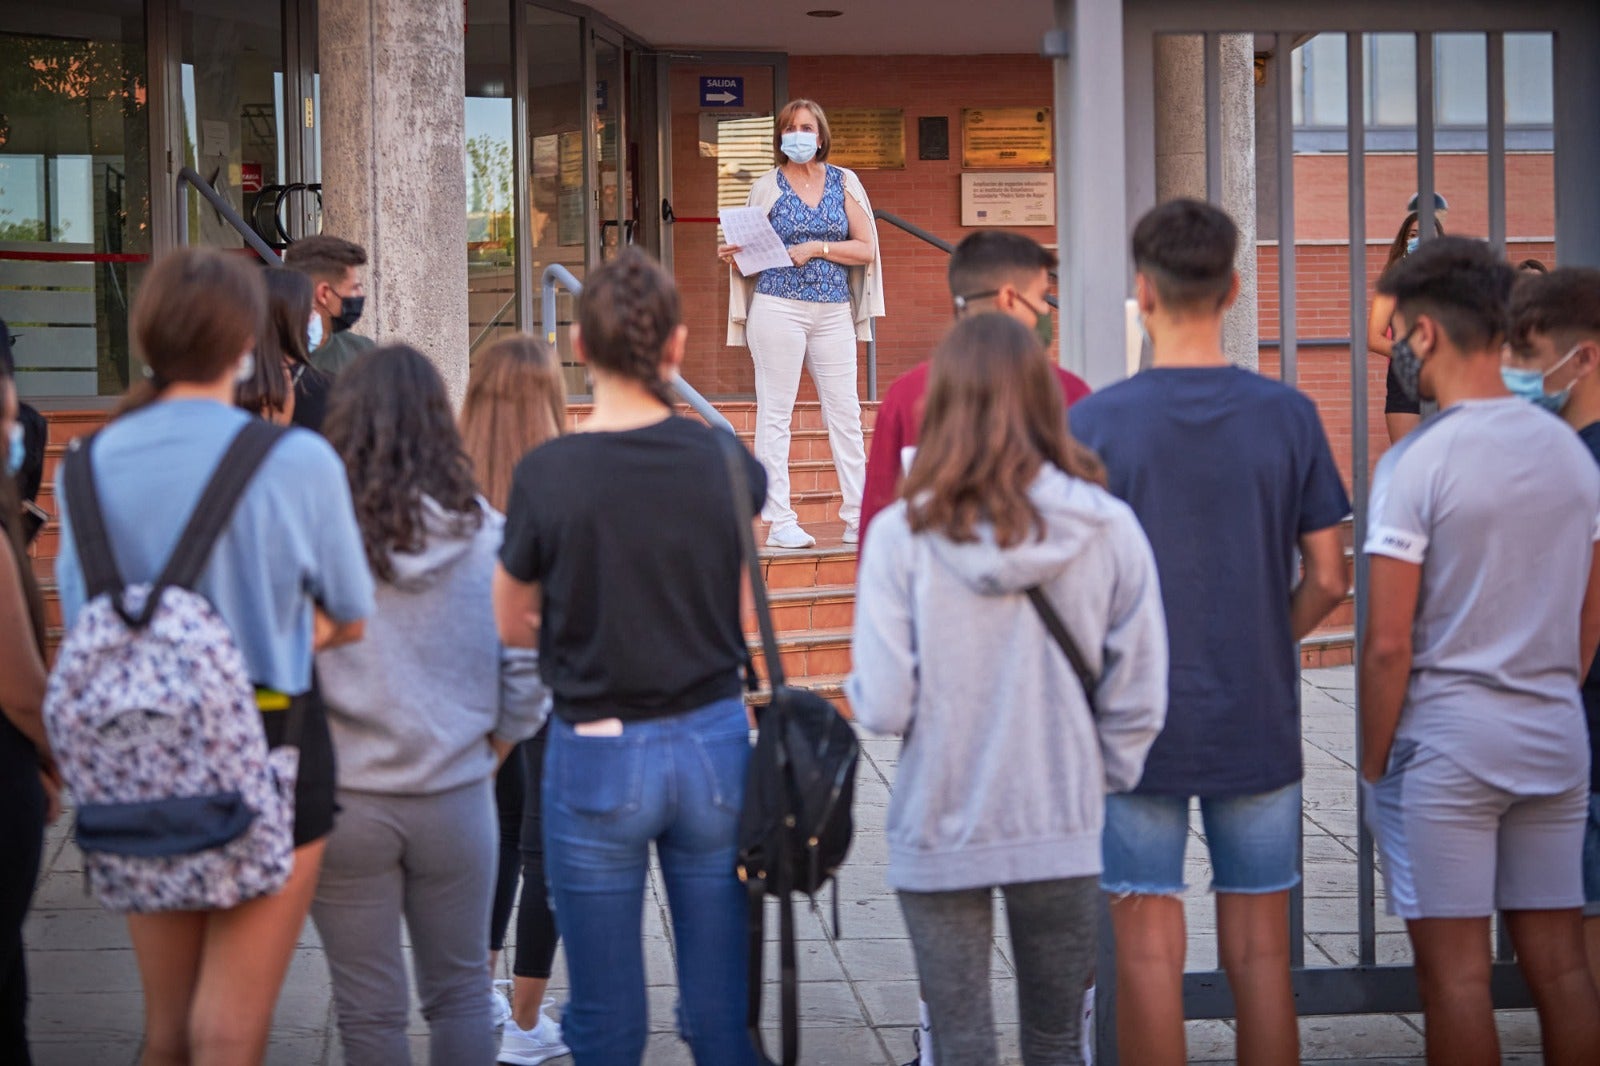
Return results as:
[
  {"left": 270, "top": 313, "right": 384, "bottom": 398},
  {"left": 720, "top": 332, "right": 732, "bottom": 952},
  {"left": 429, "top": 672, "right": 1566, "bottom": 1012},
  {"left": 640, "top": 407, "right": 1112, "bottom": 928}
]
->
[
  {"left": 1363, "top": 740, "right": 1587, "bottom": 920},
  {"left": 1101, "top": 781, "right": 1303, "bottom": 895},
  {"left": 1585, "top": 794, "right": 1600, "bottom": 917}
]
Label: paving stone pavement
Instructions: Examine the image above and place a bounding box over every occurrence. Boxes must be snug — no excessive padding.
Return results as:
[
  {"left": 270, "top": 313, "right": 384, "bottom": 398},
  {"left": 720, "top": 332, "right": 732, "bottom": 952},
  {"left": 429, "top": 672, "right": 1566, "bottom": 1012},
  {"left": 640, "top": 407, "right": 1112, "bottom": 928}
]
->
[{"left": 23, "top": 667, "right": 1552, "bottom": 1064}]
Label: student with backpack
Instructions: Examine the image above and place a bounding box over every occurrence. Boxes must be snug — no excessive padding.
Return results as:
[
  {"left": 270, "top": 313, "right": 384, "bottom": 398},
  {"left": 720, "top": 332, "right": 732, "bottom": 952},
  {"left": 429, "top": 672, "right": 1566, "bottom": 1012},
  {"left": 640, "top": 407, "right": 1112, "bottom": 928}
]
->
[
  {"left": 49, "top": 247, "right": 373, "bottom": 1066},
  {"left": 312, "top": 345, "right": 551, "bottom": 1065},
  {"left": 0, "top": 330, "right": 54, "bottom": 1065},
  {"left": 458, "top": 335, "right": 570, "bottom": 1063},
  {"left": 1069, "top": 200, "right": 1350, "bottom": 1066},
  {"left": 849, "top": 312, "right": 1167, "bottom": 1065},
  {"left": 494, "top": 248, "right": 766, "bottom": 1066}
]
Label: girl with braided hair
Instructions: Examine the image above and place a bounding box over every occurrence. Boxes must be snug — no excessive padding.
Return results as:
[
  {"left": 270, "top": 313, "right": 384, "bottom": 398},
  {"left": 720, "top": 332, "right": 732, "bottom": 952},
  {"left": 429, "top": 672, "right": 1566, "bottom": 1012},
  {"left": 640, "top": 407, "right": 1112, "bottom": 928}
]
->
[{"left": 494, "top": 247, "right": 767, "bottom": 1065}]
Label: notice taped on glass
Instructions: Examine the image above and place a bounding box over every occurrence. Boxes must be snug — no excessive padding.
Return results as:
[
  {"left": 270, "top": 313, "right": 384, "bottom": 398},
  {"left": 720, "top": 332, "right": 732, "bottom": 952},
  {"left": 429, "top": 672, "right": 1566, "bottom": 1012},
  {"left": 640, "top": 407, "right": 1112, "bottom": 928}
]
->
[
  {"left": 827, "top": 108, "right": 906, "bottom": 169},
  {"left": 961, "top": 108, "right": 1052, "bottom": 169}
]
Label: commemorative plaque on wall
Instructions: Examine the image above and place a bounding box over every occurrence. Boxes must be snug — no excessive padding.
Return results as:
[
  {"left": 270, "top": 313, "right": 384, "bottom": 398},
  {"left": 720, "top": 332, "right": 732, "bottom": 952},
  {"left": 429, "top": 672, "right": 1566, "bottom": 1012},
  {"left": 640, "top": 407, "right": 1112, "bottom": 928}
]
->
[
  {"left": 961, "top": 107, "right": 1052, "bottom": 168},
  {"left": 826, "top": 108, "right": 906, "bottom": 169}
]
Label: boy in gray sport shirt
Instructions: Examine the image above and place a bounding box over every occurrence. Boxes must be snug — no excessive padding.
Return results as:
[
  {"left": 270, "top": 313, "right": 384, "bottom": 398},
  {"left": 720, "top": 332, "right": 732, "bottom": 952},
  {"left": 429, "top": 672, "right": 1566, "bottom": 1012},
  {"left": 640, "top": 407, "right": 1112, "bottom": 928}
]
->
[{"left": 1361, "top": 237, "right": 1600, "bottom": 1064}]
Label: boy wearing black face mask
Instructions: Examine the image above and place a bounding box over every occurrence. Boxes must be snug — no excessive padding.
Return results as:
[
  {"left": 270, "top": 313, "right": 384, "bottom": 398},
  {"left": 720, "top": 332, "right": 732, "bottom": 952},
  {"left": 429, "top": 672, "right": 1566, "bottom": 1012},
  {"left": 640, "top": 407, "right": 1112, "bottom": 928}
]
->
[{"left": 285, "top": 234, "right": 374, "bottom": 376}]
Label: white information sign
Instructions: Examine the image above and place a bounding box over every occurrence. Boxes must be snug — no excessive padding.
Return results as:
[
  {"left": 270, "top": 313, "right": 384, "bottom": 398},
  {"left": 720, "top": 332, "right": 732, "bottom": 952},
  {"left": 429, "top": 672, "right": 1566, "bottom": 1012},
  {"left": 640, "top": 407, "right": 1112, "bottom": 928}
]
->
[{"left": 960, "top": 172, "right": 1056, "bottom": 227}]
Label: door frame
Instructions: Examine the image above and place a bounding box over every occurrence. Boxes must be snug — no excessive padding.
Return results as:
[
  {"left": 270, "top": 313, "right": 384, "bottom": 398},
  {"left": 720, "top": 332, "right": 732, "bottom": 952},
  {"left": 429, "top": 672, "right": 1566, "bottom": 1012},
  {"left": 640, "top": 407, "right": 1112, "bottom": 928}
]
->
[{"left": 657, "top": 51, "right": 788, "bottom": 275}]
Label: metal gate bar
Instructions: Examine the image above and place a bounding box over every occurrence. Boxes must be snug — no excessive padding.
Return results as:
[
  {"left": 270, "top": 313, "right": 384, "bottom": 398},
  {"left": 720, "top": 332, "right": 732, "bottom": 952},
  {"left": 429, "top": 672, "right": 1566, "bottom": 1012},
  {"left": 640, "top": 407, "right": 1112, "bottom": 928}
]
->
[{"left": 1486, "top": 32, "right": 1507, "bottom": 253}]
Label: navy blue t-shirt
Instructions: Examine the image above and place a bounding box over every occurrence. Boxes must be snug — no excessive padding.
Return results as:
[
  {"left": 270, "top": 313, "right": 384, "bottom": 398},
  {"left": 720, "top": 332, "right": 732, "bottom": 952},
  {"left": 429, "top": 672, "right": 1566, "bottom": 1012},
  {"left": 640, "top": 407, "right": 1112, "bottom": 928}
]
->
[
  {"left": 1578, "top": 422, "right": 1600, "bottom": 794},
  {"left": 1070, "top": 367, "right": 1351, "bottom": 796}
]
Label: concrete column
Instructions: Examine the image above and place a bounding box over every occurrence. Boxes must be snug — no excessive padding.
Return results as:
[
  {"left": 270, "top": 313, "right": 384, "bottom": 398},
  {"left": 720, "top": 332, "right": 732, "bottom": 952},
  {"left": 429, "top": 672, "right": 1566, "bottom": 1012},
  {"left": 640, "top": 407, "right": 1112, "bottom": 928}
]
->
[
  {"left": 1153, "top": 34, "right": 1259, "bottom": 370},
  {"left": 319, "top": 0, "right": 469, "bottom": 403}
]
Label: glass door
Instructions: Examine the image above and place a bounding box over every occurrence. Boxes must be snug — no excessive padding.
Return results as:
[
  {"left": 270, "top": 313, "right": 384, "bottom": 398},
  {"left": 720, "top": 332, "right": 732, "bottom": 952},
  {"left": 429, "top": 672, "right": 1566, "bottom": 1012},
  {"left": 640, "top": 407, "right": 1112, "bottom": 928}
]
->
[{"left": 591, "top": 28, "right": 631, "bottom": 263}]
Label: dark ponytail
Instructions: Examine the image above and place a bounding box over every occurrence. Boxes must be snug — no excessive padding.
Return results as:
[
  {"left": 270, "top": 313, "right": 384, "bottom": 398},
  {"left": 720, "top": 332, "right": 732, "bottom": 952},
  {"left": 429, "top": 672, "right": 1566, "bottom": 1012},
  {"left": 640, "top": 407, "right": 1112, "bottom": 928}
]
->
[{"left": 576, "top": 248, "right": 681, "bottom": 408}]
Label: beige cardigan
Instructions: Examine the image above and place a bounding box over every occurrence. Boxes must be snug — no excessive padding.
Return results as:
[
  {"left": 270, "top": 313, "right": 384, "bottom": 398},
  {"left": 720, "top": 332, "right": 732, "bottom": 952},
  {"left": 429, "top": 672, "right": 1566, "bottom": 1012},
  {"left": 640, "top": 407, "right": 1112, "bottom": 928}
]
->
[{"left": 725, "top": 165, "right": 887, "bottom": 346}]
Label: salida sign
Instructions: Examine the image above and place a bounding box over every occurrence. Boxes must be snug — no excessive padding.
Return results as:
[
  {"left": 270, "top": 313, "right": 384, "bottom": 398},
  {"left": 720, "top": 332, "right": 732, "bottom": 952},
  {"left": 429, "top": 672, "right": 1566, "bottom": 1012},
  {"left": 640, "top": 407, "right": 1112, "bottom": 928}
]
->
[{"left": 699, "top": 77, "right": 744, "bottom": 108}]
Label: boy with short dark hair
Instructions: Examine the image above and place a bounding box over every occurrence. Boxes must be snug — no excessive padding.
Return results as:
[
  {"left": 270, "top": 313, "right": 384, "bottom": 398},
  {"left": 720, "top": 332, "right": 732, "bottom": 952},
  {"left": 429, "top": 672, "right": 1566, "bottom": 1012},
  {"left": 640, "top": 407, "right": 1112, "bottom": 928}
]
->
[
  {"left": 1364, "top": 241, "right": 1600, "bottom": 1064},
  {"left": 860, "top": 231, "right": 1088, "bottom": 543},
  {"left": 1071, "top": 198, "right": 1350, "bottom": 1066},
  {"left": 1505, "top": 266, "right": 1600, "bottom": 998},
  {"left": 284, "top": 234, "right": 372, "bottom": 375}
]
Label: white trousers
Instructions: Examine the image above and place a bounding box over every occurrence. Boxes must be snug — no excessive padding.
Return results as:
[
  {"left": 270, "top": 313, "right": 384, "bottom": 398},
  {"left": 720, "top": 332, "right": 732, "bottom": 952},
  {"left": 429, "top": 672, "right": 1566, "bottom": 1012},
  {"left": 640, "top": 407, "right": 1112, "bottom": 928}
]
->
[{"left": 745, "top": 294, "right": 867, "bottom": 528}]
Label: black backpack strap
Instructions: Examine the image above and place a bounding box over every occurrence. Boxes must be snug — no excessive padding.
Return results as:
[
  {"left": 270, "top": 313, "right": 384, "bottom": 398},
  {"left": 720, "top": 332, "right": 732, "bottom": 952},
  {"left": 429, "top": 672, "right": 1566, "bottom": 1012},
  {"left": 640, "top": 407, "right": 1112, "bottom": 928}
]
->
[
  {"left": 716, "top": 429, "right": 785, "bottom": 691},
  {"left": 1026, "top": 586, "right": 1098, "bottom": 716},
  {"left": 62, "top": 434, "right": 124, "bottom": 601}
]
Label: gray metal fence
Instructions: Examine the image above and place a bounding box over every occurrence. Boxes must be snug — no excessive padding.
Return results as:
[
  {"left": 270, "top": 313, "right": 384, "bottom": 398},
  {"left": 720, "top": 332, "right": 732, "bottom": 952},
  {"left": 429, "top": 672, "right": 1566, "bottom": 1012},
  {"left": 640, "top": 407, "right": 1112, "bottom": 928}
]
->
[{"left": 1043, "top": 2, "right": 1600, "bottom": 1061}]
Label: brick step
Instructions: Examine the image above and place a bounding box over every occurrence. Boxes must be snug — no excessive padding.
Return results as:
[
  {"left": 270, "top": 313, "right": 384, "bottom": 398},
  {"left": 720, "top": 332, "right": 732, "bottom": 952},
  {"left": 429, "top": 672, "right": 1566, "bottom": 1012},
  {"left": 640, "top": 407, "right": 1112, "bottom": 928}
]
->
[
  {"left": 745, "top": 674, "right": 852, "bottom": 718},
  {"left": 743, "top": 584, "right": 855, "bottom": 639},
  {"left": 747, "top": 627, "right": 852, "bottom": 685},
  {"left": 736, "top": 427, "right": 872, "bottom": 464},
  {"left": 785, "top": 459, "right": 845, "bottom": 494},
  {"left": 1300, "top": 628, "right": 1355, "bottom": 669},
  {"left": 760, "top": 534, "right": 859, "bottom": 591},
  {"left": 565, "top": 400, "right": 880, "bottom": 435}
]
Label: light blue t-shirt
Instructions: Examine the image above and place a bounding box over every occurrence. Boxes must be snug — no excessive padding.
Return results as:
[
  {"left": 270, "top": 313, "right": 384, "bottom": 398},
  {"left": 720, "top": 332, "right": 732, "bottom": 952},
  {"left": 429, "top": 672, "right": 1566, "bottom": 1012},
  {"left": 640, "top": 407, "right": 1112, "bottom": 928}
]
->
[
  {"left": 56, "top": 400, "right": 374, "bottom": 695},
  {"left": 1366, "top": 398, "right": 1600, "bottom": 794}
]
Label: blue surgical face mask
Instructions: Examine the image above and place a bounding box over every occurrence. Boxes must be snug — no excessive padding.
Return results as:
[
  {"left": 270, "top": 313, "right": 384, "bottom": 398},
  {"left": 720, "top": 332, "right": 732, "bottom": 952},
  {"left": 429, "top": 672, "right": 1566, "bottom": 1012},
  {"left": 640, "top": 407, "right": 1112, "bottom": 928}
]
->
[
  {"left": 235, "top": 352, "right": 256, "bottom": 384},
  {"left": 1502, "top": 343, "right": 1582, "bottom": 413},
  {"left": 1405, "top": 236, "right": 1419, "bottom": 255},
  {"left": 6, "top": 423, "right": 23, "bottom": 476},
  {"left": 307, "top": 310, "right": 324, "bottom": 352},
  {"left": 780, "top": 131, "right": 819, "bottom": 164}
]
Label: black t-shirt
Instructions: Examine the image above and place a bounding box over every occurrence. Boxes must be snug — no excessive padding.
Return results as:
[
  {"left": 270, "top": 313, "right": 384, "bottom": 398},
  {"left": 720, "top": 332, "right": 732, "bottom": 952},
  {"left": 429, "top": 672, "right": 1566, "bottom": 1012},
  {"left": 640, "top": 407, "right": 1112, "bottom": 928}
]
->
[
  {"left": 500, "top": 416, "right": 767, "bottom": 724},
  {"left": 291, "top": 364, "right": 331, "bottom": 434},
  {"left": 1578, "top": 422, "right": 1600, "bottom": 793}
]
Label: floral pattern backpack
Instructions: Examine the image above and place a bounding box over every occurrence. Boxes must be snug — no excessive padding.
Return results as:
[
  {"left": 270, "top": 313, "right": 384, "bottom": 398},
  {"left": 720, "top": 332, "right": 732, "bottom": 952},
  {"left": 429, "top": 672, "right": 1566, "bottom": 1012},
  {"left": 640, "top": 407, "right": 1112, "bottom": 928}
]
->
[{"left": 44, "top": 420, "right": 303, "bottom": 913}]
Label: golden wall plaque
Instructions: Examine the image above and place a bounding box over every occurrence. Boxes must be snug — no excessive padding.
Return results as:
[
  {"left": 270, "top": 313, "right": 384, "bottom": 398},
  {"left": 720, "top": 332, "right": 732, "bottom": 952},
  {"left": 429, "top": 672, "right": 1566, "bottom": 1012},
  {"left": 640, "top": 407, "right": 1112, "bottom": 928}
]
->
[
  {"left": 827, "top": 108, "right": 906, "bottom": 170},
  {"left": 961, "top": 107, "right": 1053, "bottom": 169}
]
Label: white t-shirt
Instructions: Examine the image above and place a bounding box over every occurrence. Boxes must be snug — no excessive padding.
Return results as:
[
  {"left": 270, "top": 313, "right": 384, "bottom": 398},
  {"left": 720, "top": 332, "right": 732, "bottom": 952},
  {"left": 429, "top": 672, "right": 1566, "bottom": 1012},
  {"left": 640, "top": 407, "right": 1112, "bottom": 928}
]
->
[{"left": 1366, "top": 398, "right": 1600, "bottom": 793}]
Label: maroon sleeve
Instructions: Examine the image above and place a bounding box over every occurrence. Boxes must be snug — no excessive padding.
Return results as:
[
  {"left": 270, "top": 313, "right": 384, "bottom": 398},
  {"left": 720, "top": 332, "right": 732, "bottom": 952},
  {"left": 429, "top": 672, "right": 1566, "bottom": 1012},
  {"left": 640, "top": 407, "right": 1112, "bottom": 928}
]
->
[
  {"left": 861, "top": 376, "right": 915, "bottom": 546},
  {"left": 1053, "top": 366, "right": 1092, "bottom": 406}
]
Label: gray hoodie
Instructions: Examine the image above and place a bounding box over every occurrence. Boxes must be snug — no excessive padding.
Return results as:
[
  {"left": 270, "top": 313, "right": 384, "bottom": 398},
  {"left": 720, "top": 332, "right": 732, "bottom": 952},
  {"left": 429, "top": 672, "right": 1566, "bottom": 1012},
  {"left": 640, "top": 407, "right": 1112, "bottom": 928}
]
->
[
  {"left": 847, "top": 466, "right": 1168, "bottom": 893},
  {"left": 317, "top": 497, "right": 549, "bottom": 795}
]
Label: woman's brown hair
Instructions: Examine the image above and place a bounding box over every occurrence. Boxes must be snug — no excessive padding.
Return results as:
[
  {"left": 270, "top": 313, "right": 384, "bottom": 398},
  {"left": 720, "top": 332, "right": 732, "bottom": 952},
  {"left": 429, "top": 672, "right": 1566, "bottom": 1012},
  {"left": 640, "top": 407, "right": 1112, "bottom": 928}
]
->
[
  {"left": 460, "top": 335, "right": 567, "bottom": 512},
  {"left": 576, "top": 247, "right": 681, "bottom": 408},
  {"left": 773, "top": 98, "right": 832, "bottom": 163},
  {"left": 1385, "top": 211, "right": 1446, "bottom": 270},
  {"left": 238, "top": 268, "right": 318, "bottom": 419},
  {"left": 904, "top": 313, "right": 1105, "bottom": 548},
  {"left": 119, "top": 247, "right": 267, "bottom": 415},
  {"left": 323, "top": 345, "right": 483, "bottom": 584}
]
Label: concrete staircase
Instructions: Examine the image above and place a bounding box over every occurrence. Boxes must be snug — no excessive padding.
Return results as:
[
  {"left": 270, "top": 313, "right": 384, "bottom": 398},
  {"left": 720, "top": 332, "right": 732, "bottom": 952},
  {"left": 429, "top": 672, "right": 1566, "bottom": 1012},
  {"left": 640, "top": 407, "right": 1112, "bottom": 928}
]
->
[{"left": 26, "top": 401, "right": 1355, "bottom": 700}]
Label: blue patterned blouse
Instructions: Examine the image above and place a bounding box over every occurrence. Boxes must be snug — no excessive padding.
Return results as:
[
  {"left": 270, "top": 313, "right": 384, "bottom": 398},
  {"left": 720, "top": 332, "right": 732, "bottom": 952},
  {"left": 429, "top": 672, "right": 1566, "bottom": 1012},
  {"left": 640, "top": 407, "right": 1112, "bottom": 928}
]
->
[{"left": 755, "top": 166, "right": 851, "bottom": 304}]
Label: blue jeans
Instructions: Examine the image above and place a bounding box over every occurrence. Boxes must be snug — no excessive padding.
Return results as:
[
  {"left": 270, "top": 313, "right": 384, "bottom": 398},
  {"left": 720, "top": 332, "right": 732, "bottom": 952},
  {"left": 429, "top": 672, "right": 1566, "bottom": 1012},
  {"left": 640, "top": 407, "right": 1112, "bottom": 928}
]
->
[
  {"left": 543, "top": 697, "right": 759, "bottom": 1066},
  {"left": 1101, "top": 782, "right": 1303, "bottom": 895}
]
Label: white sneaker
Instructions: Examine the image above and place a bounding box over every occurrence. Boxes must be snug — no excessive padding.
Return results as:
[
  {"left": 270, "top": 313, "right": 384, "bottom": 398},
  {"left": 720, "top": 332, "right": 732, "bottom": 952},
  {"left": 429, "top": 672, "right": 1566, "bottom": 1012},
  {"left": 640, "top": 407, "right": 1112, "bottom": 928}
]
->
[
  {"left": 766, "top": 524, "right": 816, "bottom": 549},
  {"left": 498, "top": 1000, "right": 570, "bottom": 1065},
  {"left": 842, "top": 523, "right": 860, "bottom": 545},
  {"left": 491, "top": 979, "right": 513, "bottom": 1032}
]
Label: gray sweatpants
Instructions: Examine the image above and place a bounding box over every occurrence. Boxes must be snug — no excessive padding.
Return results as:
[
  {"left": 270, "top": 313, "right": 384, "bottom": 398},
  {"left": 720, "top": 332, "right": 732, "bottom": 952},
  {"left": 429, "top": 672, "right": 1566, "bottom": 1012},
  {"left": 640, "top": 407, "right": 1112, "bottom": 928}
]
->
[
  {"left": 898, "top": 876, "right": 1098, "bottom": 1066},
  {"left": 311, "top": 779, "right": 498, "bottom": 1066}
]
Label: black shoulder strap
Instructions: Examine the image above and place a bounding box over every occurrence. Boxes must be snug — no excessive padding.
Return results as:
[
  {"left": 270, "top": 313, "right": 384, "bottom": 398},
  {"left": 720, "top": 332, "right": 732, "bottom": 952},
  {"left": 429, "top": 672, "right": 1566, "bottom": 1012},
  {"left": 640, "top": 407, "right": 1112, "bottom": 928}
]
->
[
  {"left": 716, "top": 428, "right": 785, "bottom": 691},
  {"left": 63, "top": 433, "right": 124, "bottom": 601},
  {"left": 1026, "top": 586, "right": 1099, "bottom": 716},
  {"left": 155, "top": 420, "right": 287, "bottom": 595}
]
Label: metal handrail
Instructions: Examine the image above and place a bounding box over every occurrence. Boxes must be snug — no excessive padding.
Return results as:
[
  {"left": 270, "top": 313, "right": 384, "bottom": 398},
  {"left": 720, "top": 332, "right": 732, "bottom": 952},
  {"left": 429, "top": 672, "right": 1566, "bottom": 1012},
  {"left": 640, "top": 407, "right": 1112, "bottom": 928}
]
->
[
  {"left": 175, "top": 166, "right": 280, "bottom": 265},
  {"left": 869, "top": 209, "right": 1061, "bottom": 400},
  {"left": 539, "top": 263, "right": 734, "bottom": 434},
  {"left": 469, "top": 294, "right": 517, "bottom": 354}
]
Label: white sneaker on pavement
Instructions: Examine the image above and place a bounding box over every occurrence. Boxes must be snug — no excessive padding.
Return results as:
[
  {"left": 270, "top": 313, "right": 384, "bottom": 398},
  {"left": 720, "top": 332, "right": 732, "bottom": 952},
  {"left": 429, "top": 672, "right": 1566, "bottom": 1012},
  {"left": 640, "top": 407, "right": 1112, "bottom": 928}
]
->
[
  {"left": 498, "top": 998, "right": 570, "bottom": 1065},
  {"left": 491, "top": 979, "right": 513, "bottom": 1032},
  {"left": 765, "top": 523, "right": 816, "bottom": 550}
]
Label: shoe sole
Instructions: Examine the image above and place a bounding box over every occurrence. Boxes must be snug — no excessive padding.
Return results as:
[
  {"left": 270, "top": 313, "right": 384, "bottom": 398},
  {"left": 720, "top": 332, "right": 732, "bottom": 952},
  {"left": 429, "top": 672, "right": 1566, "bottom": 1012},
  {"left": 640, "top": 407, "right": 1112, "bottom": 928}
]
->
[{"left": 497, "top": 1046, "right": 571, "bottom": 1065}]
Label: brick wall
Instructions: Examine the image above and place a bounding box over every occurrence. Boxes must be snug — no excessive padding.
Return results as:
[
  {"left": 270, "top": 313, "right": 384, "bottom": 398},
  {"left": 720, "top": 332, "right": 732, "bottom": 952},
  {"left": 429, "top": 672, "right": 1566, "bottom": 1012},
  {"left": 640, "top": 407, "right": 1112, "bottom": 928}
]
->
[{"left": 676, "top": 61, "right": 1557, "bottom": 497}]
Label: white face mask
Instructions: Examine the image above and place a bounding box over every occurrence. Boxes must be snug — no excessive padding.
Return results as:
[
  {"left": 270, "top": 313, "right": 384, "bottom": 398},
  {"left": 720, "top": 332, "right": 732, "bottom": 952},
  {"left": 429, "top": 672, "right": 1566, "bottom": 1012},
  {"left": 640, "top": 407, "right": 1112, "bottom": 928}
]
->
[
  {"left": 307, "top": 310, "right": 324, "bottom": 352},
  {"left": 235, "top": 352, "right": 256, "bottom": 384},
  {"left": 781, "top": 131, "right": 819, "bottom": 164}
]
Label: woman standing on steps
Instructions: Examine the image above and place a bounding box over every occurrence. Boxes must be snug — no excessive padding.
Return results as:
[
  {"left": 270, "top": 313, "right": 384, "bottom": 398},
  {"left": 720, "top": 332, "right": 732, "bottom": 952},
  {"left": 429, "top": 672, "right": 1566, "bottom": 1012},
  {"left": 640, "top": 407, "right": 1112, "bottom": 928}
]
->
[
  {"left": 495, "top": 248, "right": 766, "bottom": 1065},
  {"left": 721, "top": 98, "right": 884, "bottom": 550}
]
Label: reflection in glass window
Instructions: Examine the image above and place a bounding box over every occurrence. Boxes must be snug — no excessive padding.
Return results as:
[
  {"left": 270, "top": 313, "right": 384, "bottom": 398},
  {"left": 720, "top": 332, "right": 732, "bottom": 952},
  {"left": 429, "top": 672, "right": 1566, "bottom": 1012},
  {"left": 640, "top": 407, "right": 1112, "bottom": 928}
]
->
[{"left": 465, "top": 0, "right": 517, "bottom": 360}]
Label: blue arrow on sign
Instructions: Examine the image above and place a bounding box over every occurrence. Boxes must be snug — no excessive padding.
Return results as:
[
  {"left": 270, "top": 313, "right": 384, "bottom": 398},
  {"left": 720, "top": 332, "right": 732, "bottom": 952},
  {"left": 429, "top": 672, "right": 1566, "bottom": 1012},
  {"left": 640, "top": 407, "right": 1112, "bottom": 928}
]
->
[{"left": 699, "top": 76, "right": 744, "bottom": 108}]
